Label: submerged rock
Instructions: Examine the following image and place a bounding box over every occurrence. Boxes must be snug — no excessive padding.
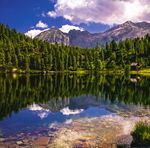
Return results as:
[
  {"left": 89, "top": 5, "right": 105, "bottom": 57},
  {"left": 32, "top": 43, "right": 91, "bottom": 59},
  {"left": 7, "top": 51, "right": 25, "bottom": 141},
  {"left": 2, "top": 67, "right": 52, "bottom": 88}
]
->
[
  {"left": 0, "top": 138, "right": 5, "bottom": 142},
  {"left": 32, "top": 136, "right": 50, "bottom": 146},
  {"left": 16, "top": 140, "right": 23, "bottom": 145},
  {"left": 48, "top": 115, "right": 138, "bottom": 147},
  {"left": 0, "top": 114, "right": 149, "bottom": 147},
  {"left": 116, "top": 135, "right": 133, "bottom": 146}
]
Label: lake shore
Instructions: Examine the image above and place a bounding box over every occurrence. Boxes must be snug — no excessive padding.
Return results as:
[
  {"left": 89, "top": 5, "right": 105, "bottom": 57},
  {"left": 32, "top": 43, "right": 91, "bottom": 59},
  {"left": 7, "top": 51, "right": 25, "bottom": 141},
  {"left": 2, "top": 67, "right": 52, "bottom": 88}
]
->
[
  {"left": 0, "top": 115, "right": 149, "bottom": 148},
  {"left": 1, "top": 68, "right": 150, "bottom": 76}
]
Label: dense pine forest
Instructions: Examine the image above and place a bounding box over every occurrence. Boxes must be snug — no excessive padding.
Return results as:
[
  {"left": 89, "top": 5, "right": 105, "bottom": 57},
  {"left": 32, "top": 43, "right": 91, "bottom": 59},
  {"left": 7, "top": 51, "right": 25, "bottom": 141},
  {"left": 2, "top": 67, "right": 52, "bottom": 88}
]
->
[{"left": 0, "top": 24, "right": 150, "bottom": 73}]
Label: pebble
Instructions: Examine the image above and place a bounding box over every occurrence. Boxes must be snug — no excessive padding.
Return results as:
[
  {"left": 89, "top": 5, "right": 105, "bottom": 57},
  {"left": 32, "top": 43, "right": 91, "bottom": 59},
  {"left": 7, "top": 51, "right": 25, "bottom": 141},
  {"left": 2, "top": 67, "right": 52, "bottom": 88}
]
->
[
  {"left": 116, "top": 135, "right": 133, "bottom": 145},
  {"left": 0, "top": 138, "right": 5, "bottom": 142},
  {"left": 0, "top": 144, "right": 5, "bottom": 148},
  {"left": 33, "top": 136, "right": 50, "bottom": 146},
  {"left": 23, "top": 139, "right": 29, "bottom": 144},
  {"left": 16, "top": 141, "right": 23, "bottom": 145}
]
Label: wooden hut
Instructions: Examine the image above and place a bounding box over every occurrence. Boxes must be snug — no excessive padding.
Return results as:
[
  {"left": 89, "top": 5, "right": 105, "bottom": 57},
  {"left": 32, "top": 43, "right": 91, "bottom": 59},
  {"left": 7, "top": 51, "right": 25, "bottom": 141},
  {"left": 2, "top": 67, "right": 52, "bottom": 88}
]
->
[{"left": 131, "top": 63, "right": 140, "bottom": 71}]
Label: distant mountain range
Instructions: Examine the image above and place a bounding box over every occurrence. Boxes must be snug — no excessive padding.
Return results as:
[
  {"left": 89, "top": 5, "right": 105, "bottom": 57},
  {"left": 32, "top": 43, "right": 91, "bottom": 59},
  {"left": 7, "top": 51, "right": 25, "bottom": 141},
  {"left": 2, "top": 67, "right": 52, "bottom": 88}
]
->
[{"left": 35, "top": 21, "right": 150, "bottom": 48}]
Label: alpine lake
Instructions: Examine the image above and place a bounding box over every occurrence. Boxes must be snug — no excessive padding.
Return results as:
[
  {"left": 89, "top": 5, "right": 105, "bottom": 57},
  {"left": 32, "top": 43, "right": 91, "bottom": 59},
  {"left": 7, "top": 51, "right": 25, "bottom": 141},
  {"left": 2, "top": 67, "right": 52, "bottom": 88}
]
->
[{"left": 0, "top": 73, "right": 149, "bottom": 148}]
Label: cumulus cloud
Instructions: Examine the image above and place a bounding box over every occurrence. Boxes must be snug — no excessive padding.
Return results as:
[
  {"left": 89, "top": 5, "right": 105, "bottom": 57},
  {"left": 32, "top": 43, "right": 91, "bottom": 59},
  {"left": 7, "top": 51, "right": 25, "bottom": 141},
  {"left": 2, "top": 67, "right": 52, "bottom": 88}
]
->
[
  {"left": 36, "top": 20, "right": 48, "bottom": 28},
  {"left": 59, "top": 24, "right": 84, "bottom": 33},
  {"left": 25, "top": 20, "right": 49, "bottom": 38},
  {"left": 47, "top": 11, "right": 57, "bottom": 17},
  {"left": 25, "top": 24, "right": 84, "bottom": 38},
  {"left": 25, "top": 29, "right": 43, "bottom": 38},
  {"left": 47, "top": 0, "right": 150, "bottom": 25},
  {"left": 25, "top": 28, "right": 49, "bottom": 38}
]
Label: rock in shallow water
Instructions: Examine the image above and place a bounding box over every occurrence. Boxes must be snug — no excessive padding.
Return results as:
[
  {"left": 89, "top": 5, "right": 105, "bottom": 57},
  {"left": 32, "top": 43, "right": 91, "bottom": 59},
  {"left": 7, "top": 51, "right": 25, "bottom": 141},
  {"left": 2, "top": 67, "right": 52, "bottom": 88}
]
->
[
  {"left": 1, "top": 114, "right": 149, "bottom": 147},
  {"left": 48, "top": 115, "right": 138, "bottom": 147},
  {"left": 116, "top": 135, "right": 133, "bottom": 146},
  {"left": 16, "top": 140, "right": 23, "bottom": 145},
  {"left": 32, "top": 136, "right": 50, "bottom": 146},
  {"left": 0, "top": 138, "right": 5, "bottom": 142}
]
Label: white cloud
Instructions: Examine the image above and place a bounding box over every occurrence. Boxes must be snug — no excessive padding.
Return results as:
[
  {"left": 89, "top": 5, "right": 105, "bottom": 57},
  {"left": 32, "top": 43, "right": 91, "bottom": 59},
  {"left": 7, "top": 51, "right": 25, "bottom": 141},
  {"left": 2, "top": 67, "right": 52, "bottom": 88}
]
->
[
  {"left": 36, "top": 20, "right": 48, "bottom": 29},
  {"left": 25, "top": 24, "right": 83, "bottom": 38},
  {"left": 60, "top": 107, "right": 84, "bottom": 115},
  {"left": 25, "top": 29, "right": 43, "bottom": 38},
  {"left": 25, "top": 21, "right": 48, "bottom": 38},
  {"left": 47, "top": 0, "right": 150, "bottom": 25},
  {"left": 59, "top": 24, "right": 84, "bottom": 33},
  {"left": 25, "top": 28, "right": 49, "bottom": 38},
  {"left": 47, "top": 11, "right": 57, "bottom": 17},
  {"left": 41, "top": 12, "right": 46, "bottom": 17},
  {"left": 63, "top": 15, "right": 73, "bottom": 21}
]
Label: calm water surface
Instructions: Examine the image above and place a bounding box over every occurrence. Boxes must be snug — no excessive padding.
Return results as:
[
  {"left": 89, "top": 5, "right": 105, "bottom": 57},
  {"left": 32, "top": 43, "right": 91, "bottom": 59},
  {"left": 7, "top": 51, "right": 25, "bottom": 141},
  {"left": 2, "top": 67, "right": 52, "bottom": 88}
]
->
[{"left": 0, "top": 74, "right": 149, "bottom": 146}]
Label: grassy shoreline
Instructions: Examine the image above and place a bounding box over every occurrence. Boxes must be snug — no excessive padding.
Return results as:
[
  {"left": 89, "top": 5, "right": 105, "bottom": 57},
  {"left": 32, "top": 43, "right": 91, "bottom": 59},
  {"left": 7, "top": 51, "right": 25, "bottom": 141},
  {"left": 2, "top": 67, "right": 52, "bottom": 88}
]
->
[
  {"left": 1, "top": 68, "right": 150, "bottom": 76},
  {"left": 130, "top": 68, "right": 150, "bottom": 76}
]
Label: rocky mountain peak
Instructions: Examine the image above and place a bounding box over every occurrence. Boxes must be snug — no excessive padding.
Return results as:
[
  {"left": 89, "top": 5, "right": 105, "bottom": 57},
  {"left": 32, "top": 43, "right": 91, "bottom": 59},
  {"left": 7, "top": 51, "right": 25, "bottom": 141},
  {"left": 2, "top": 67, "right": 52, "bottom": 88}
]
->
[
  {"left": 123, "top": 21, "right": 134, "bottom": 26},
  {"left": 35, "top": 21, "right": 150, "bottom": 48},
  {"left": 36, "top": 28, "right": 69, "bottom": 45}
]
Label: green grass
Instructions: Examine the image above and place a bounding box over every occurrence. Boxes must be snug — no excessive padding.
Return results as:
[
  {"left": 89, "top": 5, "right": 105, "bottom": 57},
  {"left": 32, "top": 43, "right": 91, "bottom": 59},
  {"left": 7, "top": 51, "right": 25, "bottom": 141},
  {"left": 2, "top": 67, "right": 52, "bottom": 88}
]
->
[
  {"left": 131, "top": 121, "right": 150, "bottom": 146},
  {"left": 129, "top": 68, "right": 150, "bottom": 76},
  {"left": 139, "top": 68, "right": 150, "bottom": 73},
  {"left": 138, "top": 68, "right": 150, "bottom": 76}
]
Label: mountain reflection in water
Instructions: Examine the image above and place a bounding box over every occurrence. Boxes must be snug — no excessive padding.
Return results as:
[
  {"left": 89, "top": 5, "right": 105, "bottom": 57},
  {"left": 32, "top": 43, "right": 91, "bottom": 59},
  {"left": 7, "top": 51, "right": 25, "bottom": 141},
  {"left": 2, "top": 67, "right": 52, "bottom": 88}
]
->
[{"left": 0, "top": 73, "right": 149, "bottom": 138}]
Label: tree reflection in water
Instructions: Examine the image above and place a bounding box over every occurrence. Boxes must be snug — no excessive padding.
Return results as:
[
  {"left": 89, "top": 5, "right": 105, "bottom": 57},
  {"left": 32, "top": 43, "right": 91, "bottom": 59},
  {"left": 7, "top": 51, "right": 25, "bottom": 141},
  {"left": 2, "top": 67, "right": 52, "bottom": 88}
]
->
[{"left": 0, "top": 73, "right": 149, "bottom": 120}]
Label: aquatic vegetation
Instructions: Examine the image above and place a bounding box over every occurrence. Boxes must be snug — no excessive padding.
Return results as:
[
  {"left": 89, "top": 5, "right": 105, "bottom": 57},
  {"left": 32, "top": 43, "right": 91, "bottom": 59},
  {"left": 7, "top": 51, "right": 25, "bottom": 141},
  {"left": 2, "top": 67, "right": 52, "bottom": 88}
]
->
[{"left": 131, "top": 121, "right": 150, "bottom": 146}]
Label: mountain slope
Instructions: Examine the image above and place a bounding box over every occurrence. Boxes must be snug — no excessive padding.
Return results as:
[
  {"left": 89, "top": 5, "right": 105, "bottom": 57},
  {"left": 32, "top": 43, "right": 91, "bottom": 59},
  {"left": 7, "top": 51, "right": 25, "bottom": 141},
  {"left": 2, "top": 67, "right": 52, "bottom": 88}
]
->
[
  {"left": 99, "top": 21, "right": 150, "bottom": 44},
  {"left": 68, "top": 30, "right": 100, "bottom": 48},
  {"left": 35, "top": 21, "right": 150, "bottom": 48},
  {"left": 36, "top": 27, "right": 69, "bottom": 46}
]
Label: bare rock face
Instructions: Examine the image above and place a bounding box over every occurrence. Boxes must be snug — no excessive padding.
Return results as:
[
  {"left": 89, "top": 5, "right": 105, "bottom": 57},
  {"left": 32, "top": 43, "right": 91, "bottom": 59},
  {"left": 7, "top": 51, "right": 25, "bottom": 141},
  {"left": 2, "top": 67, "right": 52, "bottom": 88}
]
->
[
  {"left": 36, "top": 27, "right": 69, "bottom": 46},
  {"left": 68, "top": 30, "right": 99, "bottom": 48},
  {"left": 35, "top": 21, "right": 150, "bottom": 48},
  {"left": 99, "top": 21, "right": 150, "bottom": 44}
]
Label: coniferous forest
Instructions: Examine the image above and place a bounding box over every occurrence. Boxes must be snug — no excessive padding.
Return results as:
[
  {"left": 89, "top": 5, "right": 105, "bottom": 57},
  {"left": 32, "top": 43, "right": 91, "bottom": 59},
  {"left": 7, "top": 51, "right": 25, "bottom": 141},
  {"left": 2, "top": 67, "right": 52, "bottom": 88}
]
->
[{"left": 0, "top": 24, "right": 150, "bottom": 73}]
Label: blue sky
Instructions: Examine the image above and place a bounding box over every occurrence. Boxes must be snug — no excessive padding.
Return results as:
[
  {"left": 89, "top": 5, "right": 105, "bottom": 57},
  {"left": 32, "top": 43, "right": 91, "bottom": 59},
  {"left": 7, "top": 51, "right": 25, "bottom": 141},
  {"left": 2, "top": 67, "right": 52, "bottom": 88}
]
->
[
  {"left": 0, "top": 0, "right": 149, "bottom": 37},
  {"left": 0, "top": 0, "right": 58, "bottom": 32},
  {"left": 0, "top": 0, "right": 109, "bottom": 34}
]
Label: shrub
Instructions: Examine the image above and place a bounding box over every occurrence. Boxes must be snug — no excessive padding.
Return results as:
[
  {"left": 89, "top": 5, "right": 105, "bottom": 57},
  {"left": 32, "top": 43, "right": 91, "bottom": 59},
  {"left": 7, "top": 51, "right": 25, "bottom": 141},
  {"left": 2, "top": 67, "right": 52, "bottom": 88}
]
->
[{"left": 131, "top": 121, "right": 150, "bottom": 146}]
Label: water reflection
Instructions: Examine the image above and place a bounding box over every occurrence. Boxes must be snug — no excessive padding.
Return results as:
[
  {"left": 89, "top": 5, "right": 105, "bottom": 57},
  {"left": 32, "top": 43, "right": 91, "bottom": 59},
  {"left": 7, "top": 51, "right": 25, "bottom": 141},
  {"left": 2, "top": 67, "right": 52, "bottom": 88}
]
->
[
  {"left": 0, "top": 74, "right": 149, "bottom": 137},
  {"left": 0, "top": 74, "right": 149, "bottom": 120}
]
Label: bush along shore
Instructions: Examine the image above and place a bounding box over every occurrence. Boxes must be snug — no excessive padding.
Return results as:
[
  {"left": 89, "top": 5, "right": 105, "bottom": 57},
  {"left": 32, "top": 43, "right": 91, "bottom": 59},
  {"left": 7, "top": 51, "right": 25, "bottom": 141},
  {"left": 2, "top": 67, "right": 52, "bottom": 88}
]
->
[{"left": 131, "top": 121, "right": 150, "bottom": 147}]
